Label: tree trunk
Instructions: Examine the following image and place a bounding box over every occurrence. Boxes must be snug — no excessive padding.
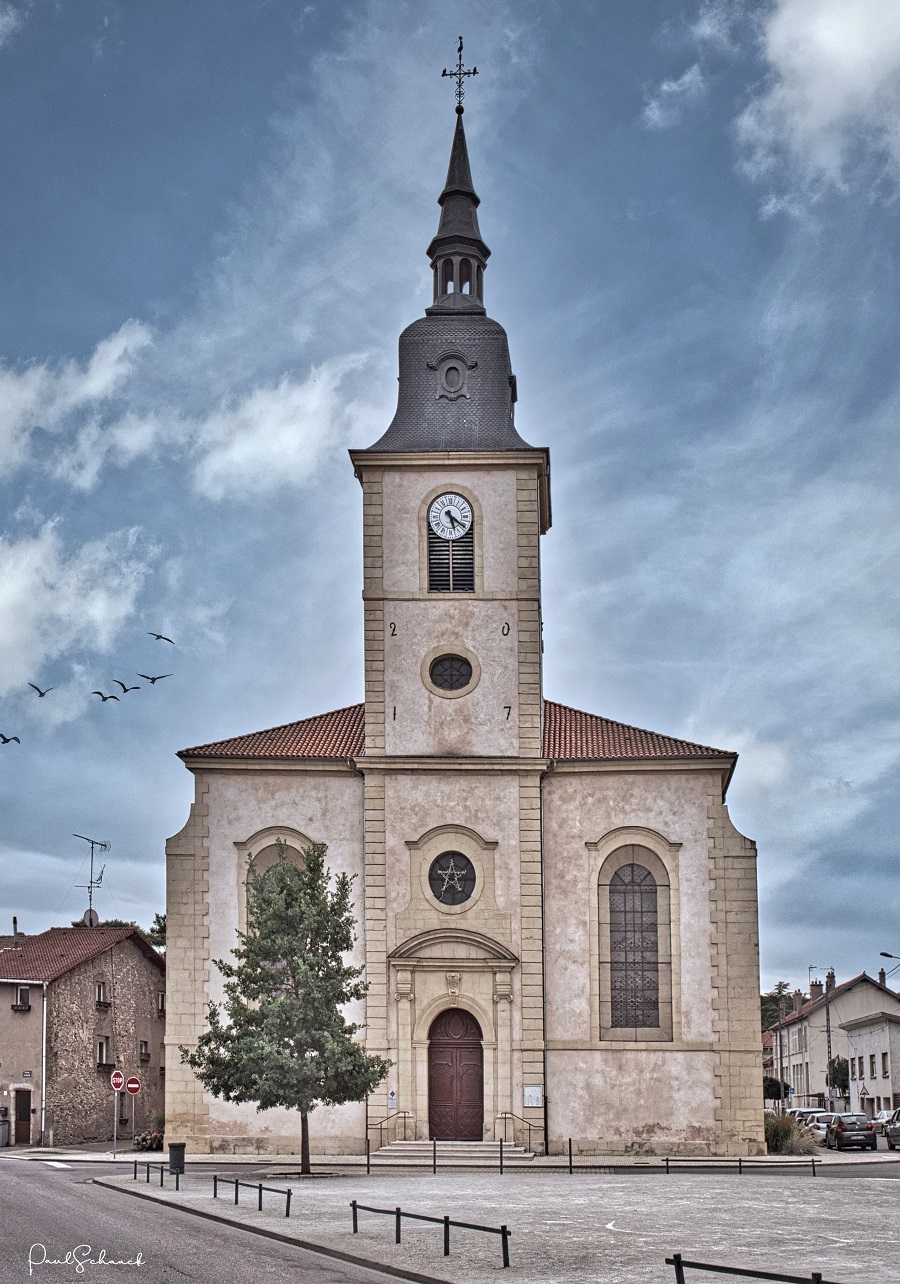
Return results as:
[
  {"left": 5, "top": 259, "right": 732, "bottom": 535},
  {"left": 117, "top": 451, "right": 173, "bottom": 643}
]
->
[{"left": 300, "top": 1110, "right": 310, "bottom": 1175}]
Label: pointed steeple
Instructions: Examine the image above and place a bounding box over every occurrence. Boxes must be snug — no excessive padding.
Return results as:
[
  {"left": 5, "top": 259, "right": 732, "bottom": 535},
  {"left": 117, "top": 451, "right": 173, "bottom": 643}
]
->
[{"left": 426, "top": 108, "right": 490, "bottom": 316}]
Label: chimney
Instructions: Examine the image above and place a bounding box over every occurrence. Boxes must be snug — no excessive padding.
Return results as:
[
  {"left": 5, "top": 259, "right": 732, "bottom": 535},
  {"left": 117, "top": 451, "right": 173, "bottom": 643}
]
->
[
  {"left": 809, "top": 979, "right": 824, "bottom": 1001},
  {"left": 12, "top": 916, "right": 18, "bottom": 943},
  {"left": 825, "top": 969, "right": 836, "bottom": 994},
  {"left": 879, "top": 968, "right": 887, "bottom": 987},
  {"left": 792, "top": 989, "right": 803, "bottom": 1012}
]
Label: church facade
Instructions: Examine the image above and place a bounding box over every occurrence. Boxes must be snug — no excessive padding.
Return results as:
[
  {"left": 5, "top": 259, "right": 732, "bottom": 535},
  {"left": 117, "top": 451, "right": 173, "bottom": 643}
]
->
[{"left": 165, "top": 107, "right": 765, "bottom": 1157}]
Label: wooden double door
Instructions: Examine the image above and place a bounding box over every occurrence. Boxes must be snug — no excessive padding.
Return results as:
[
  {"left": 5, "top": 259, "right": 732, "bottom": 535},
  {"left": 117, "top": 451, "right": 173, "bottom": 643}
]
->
[
  {"left": 14, "top": 1090, "right": 31, "bottom": 1145},
  {"left": 428, "top": 1010, "right": 484, "bottom": 1141}
]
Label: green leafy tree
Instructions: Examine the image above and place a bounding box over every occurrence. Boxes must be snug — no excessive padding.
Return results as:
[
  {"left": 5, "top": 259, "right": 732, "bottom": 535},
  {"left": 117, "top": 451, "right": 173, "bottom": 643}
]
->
[
  {"left": 760, "top": 981, "right": 795, "bottom": 1032},
  {"left": 147, "top": 912, "right": 166, "bottom": 949},
  {"left": 763, "top": 1075, "right": 792, "bottom": 1101},
  {"left": 181, "top": 842, "right": 389, "bottom": 1172},
  {"left": 828, "top": 1055, "right": 849, "bottom": 1095}
]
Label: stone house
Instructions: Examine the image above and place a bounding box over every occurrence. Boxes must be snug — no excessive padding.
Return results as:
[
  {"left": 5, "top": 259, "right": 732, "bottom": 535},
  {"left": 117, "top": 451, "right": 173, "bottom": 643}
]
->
[
  {"left": 166, "top": 103, "right": 765, "bottom": 1158},
  {"left": 768, "top": 970, "right": 900, "bottom": 1111},
  {"left": 841, "top": 1009, "right": 900, "bottom": 1117},
  {"left": 0, "top": 927, "right": 166, "bottom": 1146}
]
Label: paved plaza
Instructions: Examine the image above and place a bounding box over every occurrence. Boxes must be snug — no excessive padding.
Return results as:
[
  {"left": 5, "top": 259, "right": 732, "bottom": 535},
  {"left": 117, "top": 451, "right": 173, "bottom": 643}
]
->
[{"left": 100, "top": 1164, "right": 900, "bottom": 1283}]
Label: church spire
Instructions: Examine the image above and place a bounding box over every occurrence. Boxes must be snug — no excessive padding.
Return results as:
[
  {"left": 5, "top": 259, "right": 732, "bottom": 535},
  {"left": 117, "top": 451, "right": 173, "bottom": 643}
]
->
[{"left": 427, "top": 40, "right": 490, "bottom": 316}]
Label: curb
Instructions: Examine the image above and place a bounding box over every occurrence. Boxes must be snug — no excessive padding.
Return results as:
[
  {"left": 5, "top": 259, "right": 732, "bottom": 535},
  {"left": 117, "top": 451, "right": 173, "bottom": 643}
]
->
[{"left": 93, "top": 1178, "right": 453, "bottom": 1284}]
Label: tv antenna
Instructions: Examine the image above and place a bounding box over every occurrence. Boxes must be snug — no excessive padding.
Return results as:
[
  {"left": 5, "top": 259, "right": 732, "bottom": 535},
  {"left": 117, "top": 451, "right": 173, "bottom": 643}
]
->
[{"left": 74, "top": 833, "right": 110, "bottom": 923}]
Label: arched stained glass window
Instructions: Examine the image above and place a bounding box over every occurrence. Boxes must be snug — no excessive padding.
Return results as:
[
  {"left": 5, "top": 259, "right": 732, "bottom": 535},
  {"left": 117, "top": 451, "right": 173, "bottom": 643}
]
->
[{"left": 609, "top": 863, "right": 659, "bottom": 1029}]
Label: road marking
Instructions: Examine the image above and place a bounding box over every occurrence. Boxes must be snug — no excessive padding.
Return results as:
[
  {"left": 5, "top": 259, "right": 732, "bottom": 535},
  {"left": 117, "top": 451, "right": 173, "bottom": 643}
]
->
[{"left": 43, "top": 1161, "right": 71, "bottom": 1169}]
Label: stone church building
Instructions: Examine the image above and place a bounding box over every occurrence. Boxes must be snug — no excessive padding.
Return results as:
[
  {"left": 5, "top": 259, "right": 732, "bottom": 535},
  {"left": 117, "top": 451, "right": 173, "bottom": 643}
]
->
[{"left": 166, "top": 106, "right": 764, "bottom": 1157}]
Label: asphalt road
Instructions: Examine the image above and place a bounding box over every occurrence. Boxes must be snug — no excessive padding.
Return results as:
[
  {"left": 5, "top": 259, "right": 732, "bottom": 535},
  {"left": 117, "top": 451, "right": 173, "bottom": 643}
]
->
[{"left": 0, "top": 1159, "right": 395, "bottom": 1284}]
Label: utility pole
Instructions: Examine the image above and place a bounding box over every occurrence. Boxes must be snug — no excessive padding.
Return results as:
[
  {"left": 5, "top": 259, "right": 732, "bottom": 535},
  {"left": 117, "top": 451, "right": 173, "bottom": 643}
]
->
[{"left": 810, "top": 964, "right": 834, "bottom": 1105}]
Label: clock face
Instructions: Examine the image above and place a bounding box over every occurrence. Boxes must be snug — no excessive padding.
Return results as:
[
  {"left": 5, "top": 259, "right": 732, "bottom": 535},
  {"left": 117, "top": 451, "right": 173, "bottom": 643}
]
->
[{"left": 429, "top": 492, "right": 473, "bottom": 541}]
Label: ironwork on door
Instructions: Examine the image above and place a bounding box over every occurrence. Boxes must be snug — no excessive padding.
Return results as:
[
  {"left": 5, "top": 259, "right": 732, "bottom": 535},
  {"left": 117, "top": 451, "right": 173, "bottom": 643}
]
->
[
  {"left": 14, "top": 1089, "right": 31, "bottom": 1144},
  {"left": 428, "top": 1009, "right": 484, "bottom": 1141}
]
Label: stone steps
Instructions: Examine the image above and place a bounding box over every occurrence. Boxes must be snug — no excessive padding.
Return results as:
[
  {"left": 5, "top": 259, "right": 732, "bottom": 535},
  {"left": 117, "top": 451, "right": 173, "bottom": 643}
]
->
[{"left": 373, "top": 1140, "right": 534, "bottom": 1165}]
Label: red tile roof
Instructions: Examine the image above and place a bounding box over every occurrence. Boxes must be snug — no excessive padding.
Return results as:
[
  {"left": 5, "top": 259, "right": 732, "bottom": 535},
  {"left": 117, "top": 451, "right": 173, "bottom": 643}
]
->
[
  {"left": 181, "top": 699, "right": 731, "bottom": 764},
  {"left": 181, "top": 703, "right": 365, "bottom": 760},
  {"left": 767, "top": 973, "right": 899, "bottom": 1030},
  {"left": 542, "top": 700, "right": 731, "bottom": 761},
  {"left": 0, "top": 927, "right": 164, "bottom": 983}
]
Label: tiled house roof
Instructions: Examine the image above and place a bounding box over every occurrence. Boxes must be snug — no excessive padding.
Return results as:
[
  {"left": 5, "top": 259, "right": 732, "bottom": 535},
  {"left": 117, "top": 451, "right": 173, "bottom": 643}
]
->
[
  {"left": 0, "top": 927, "right": 164, "bottom": 982},
  {"left": 180, "top": 699, "right": 732, "bottom": 764},
  {"left": 766, "top": 974, "right": 900, "bottom": 1031}
]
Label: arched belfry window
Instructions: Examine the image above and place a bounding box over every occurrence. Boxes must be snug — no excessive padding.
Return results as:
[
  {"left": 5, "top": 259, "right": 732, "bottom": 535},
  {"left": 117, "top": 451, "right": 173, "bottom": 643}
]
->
[
  {"left": 609, "top": 864, "right": 659, "bottom": 1028},
  {"left": 597, "top": 844, "right": 673, "bottom": 1041}
]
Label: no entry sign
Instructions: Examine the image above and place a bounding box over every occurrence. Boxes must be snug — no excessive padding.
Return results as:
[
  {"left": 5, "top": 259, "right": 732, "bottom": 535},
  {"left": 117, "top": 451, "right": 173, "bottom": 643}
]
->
[
  {"left": 125, "top": 1076, "right": 141, "bottom": 1096},
  {"left": 110, "top": 1070, "right": 125, "bottom": 1091}
]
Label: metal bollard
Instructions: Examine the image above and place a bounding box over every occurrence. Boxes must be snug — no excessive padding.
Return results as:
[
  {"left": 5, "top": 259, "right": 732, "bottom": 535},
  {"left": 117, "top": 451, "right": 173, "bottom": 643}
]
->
[
  {"left": 133, "top": 1160, "right": 138, "bottom": 1180},
  {"left": 500, "top": 1137, "right": 504, "bottom": 1175},
  {"left": 351, "top": 1200, "right": 358, "bottom": 1233},
  {"left": 738, "top": 1156, "right": 743, "bottom": 1176},
  {"left": 258, "top": 1182, "right": 263, "bottom": 1211},
  {"left": 443, "top": 1214, "right": 450, "bottom": 1256},
  {"left": 213, "top": 1175, "right": 218, "bottom": 1200},
  {"left": 234, "top": 1179, "right": 240, "bottom": 1206},
  {"left": 159, "top": 1165, "right": 164, "bottom": 1187},
  {"left": 500, "top": 1225, "right": 510, "bottom": 1268},
  {"left": 366, "top": 1138, "right": 371, "bottom": 1176},
  {"left": 568, "top": 1138, "right": 573, "bottom": 1174},
  {"left": 285, "top": 1189, "right": 291, "bottom": 1219},
  {"left": 395, "top": 1207, "right": 402, "bottom": 1244},
  {"left": 433, "top": 1137, "right": 437, "bottom": 1174}
]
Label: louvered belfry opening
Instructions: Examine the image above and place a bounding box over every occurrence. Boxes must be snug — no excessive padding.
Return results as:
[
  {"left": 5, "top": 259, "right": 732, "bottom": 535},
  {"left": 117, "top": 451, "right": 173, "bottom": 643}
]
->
[
  {"left": 428, "top": 524, "right": 474, "bottom": 592},
  {"left": 609, "top": 863, "right": 660, "bottom": 1028}
]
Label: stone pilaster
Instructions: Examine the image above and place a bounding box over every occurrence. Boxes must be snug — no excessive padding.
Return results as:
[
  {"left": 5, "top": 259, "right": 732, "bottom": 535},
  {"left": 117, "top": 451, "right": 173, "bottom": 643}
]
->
[
  {"left": 363, "top": 770, "right": 389, "bottom": 1115},
  {"left": 516, "top": 468, "right": 543, "bottom": 758},
  {"left": 518, "top": 772, "right": 545, "bottom": 1133},
  {"left": 362, "top": 468, "right": 386, "bottom": 754}
]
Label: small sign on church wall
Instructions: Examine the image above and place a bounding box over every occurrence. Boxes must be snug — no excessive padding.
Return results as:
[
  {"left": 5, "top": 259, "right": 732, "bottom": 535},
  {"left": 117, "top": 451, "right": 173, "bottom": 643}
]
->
[
  {"left": 388, "top": 1089, "right": 397, "bottom": 1111},
  {"left": 523, "top": 1084, "right": 542, "bottom": 1109}
]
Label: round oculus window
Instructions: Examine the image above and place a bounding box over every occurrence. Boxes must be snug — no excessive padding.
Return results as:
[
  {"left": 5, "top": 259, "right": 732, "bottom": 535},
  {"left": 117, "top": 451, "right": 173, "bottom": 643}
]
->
[
  {"left": 429, "top": 654, "right": 473, "bottom": 691},
  {"left": 429, "top": 851, "right": 476, "bottom": 905}
]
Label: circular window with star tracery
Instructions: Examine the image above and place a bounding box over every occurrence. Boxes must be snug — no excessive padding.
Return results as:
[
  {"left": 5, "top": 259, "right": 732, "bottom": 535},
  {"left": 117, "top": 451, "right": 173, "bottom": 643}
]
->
[{"left": 428, "top": 851, "right": 476, "bottom": 906}]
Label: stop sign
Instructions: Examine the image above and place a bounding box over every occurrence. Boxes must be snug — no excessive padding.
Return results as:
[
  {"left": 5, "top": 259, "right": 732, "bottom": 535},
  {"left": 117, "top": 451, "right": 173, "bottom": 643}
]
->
[
  {"left": 125, "top": 1076, "right": 141, "bottom": 1096},
  {"left": 110, "top": 1070, "right": 125, "bottom": 1091}
]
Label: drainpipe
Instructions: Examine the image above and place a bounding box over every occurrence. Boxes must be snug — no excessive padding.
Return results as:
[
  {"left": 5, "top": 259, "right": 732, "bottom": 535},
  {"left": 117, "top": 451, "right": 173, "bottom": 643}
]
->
[
  {"left": 539, "top": 759, "right": 557, "bottom": 1156},
  {"left": 40, "top": 983, "right": 47, "bottom": 1146}
]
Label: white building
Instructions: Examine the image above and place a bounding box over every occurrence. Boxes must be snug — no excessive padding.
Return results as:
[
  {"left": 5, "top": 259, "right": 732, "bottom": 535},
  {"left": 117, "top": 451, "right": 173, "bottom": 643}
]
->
[
  {"left": 841, "top": 1010, "right": 900, "bottom": 1117},
  {"left": 769, "top": 971, "right": 900, "bottom": 1110}
]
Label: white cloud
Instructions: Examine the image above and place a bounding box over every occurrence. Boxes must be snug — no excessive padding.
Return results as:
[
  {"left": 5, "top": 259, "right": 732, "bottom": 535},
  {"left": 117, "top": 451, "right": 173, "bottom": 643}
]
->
[
  {"left": 0, "top": 320, "right": 152, "bottom": 477},
  {"left": 0, "top": 4, "right": 23, "bottom": 48},
  {"left": 737, "top": 0, "right": 900, "bottom": 189},
  {"left": 643, "top": 64, "right": 707, "bottom": 129},
  {"left": 191, "top": 354, "right": 370, "bottom": 499},
  {"left": 690, "top": 1, "right": 743, "bottom": 52},
  {"left": 0, "top": 524, "right": 154, "bottom": 703}
]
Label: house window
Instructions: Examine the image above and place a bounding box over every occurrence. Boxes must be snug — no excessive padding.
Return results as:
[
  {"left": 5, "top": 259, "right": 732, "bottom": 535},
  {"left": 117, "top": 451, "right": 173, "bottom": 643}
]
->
[
  {"left": 156, "top": 991, "right": 166, "bottom": 1018},
  {"left": 97, "top": 1037, "right": 110, "bottom": 1066},
  {"left": 95, "top": 981, "right": 109, "bottom": 1008},
  {"left": 13, "top": 985, "right": 30, "bottom": 1010},
  {"left": 858, "top": 1056, "right": 864, "bottom": 1078},
  {"left": 850, "top": 1059, "right": 856, "bottom": 1079},
  {"left": 883, "top": 1052, "right": 890, "bottom": 1077},
  {"left": 139, "top": 1040, "right": 150, "bottom": 1062},
  {"left": 870, "top": 1054, "right": 877, "bottom": 1078}
]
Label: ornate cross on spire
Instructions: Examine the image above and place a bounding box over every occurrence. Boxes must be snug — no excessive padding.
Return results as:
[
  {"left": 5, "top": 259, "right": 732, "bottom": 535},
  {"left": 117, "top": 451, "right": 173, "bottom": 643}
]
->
[{"left": 442, "top": 36, "right": 477, "bottom": 112}]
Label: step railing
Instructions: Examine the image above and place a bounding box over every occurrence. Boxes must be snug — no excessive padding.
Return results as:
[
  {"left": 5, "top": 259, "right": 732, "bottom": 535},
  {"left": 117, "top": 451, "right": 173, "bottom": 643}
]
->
[
  {"left": 367, "top": 1110, "right": 415, "bottom": 1148},
  {"left": 495, "top": 1111, "right": 544, "bottom": 1153}
]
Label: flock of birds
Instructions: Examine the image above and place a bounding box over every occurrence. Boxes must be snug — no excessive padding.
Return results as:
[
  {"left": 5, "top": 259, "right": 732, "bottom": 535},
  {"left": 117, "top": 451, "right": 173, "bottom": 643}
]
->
[{"left": 1, "top": 633, "right": 177, "bottom": 746}]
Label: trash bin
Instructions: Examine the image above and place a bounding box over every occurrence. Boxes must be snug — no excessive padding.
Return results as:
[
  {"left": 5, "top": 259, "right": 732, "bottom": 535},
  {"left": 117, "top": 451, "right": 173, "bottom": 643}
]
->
[
  {"left": 0, "top": 1120, "right": 9, "bottom": 1147},
  {"left": 168, "top": 1142, "right": 186, "bottom": 1174}
]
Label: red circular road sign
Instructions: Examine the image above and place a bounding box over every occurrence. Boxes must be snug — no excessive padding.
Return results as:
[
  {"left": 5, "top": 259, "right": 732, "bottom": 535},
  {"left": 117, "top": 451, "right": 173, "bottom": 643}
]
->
[
  {"left": 110, "top": 1070, "right": 125, "bottom": 1091},
  {"left": 125, "top": 1076, "right": 141, "bottom": 1096}
]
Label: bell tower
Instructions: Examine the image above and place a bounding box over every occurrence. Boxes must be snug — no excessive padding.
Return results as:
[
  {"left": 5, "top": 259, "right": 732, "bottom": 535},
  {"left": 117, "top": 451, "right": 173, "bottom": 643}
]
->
[{"left": 349, "top": 93, "right": 550, "bottom": 763}]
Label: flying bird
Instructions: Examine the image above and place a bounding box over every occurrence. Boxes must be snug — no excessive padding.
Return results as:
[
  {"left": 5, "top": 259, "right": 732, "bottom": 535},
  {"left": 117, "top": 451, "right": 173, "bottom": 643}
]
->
[
  {"left": 113, "top": 680, "right": 141, "bottom": 693},
  {"left": 0, "top": 733, "right": 20, "bottom": 745},
  {"left": 91, "top": 691, "right": 120, "bottom": 702},
  {"left": 136, "top": 673, "right": 172, "bottom": 685},
  {"left": 28, "top": 683, "right": 55, "bottom": 697},
  {"left": 148, "top": 632, "right": 175, "bottom": 644}
]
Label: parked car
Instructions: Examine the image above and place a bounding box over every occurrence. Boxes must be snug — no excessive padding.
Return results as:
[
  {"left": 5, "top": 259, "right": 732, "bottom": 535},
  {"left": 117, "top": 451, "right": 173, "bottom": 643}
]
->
[
  {"left": 884, "top": 1109, "right": 900, "bottom": 1151},
  {"left": 871, "top": 1109, "right": 893, "bottom": 1134},
  {"left": 825, "top": 1113, "right": 877, "bottom": 1150},
  {"left": 806, "top": 1113, "right": 836, "bottom": 1145}
]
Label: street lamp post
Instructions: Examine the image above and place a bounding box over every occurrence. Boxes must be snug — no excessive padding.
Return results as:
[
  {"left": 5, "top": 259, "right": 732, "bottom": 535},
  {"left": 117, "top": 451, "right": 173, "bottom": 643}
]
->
[{"left": 810, "top": 965, "right": 834, "bottom": 1105}]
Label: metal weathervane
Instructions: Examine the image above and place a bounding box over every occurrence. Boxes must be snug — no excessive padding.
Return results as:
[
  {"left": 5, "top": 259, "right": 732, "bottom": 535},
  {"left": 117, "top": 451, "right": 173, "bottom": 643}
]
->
[{"left": 442, "top": 36, "right": 477, "bottom": 110}]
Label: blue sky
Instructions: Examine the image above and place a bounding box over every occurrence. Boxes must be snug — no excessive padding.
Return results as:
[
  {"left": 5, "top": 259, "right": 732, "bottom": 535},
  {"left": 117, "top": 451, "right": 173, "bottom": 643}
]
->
[{"left": 1, "top": 0, "right": 899, "bottom": 991}]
